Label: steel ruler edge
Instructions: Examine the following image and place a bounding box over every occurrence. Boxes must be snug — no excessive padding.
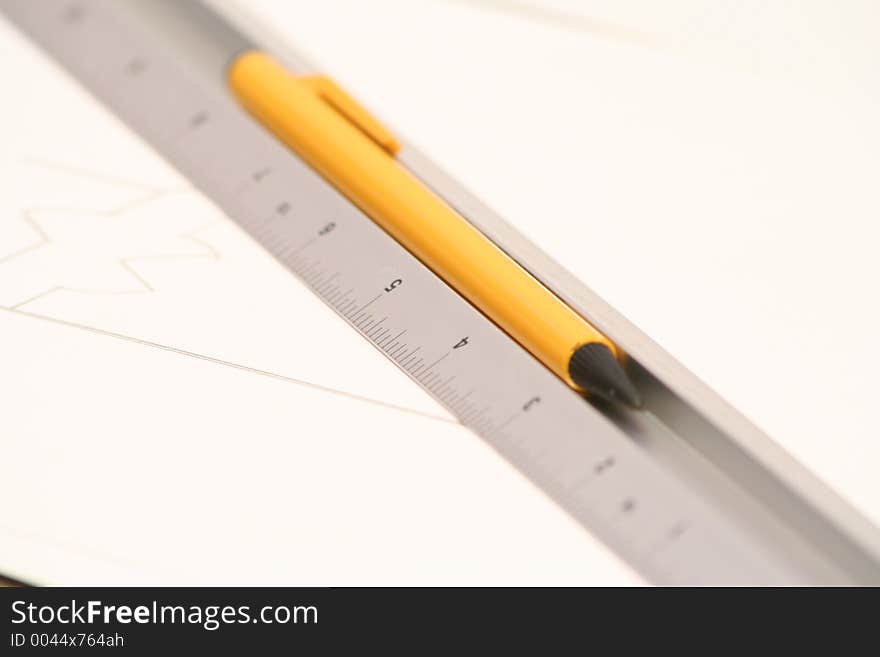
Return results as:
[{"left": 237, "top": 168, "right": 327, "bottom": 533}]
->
[{"left": 2, "top": 0, "right": 878, "bottom": 584}]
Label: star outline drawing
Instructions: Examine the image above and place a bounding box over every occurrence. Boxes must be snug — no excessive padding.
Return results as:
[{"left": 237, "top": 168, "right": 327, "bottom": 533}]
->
[{"left": 0, "top": 159, "right": 224, "bottom": 310}]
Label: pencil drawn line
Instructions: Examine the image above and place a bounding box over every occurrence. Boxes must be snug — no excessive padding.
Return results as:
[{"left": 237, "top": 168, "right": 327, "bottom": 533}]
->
[
  {"left": 21, "top": 157, "right": 180, "bottom": 194},
  {"left": 1, "top": 200, "right": 222, "bottom": 308},
  {"left": 0, "top": 210, "right": 51, "bottom": 265},
  {"left": 1, "top": 156, "right": 193, "bottom": 269},
  {"left": 0, "top": 193, "right": 170, "bottom": 265},
  {"left": 10, "top": 287, "right": 64, "bottom": 310},
  {"left": 441, "top": 0, "right": 669, "bottom": 52},
  {"left": 2, "top": 306, "right": 458, "bottom": 425},
  {"left": 0, "top": 520, "right": 177, "bottom": 586},
  {"left": 3, "top": 162, "right": 453, "bottom": 424}
]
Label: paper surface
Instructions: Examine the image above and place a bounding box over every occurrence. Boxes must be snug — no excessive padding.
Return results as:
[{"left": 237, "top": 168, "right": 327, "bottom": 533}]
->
[
  {"left": 4, "top": 0, "right": 880, "bottom": 585},
  {"left": 0, "top": 13, "right": 640, "bottom": 585}
]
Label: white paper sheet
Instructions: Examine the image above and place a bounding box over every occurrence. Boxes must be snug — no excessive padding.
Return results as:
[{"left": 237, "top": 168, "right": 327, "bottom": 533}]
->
[{"left": 5, "top": 0, "right": 880, "bottom": 586}]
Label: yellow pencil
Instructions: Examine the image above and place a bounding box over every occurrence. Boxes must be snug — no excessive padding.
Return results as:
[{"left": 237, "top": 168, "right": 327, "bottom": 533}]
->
[{"left": 228, "top": 51, "right": 641, "bottom": 407}]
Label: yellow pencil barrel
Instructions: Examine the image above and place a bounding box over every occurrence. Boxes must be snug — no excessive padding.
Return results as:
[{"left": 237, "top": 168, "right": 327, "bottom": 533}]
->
[{"left": 228, "top": 51, "right": 619, "bottom": 392}]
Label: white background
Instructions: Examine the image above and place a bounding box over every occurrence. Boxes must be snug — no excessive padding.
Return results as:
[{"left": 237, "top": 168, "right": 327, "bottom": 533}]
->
[{"left": 2, "top": 0, "right": 879, "bottom": 585}]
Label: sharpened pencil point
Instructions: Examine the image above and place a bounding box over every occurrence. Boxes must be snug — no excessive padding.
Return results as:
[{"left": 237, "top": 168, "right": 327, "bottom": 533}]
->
[{"left": 568, "top": 343, "right": 643, "bottom": 408}]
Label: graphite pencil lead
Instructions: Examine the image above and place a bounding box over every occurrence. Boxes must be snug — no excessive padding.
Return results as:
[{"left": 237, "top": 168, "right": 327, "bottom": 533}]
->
[{"left": 568, "top": 343, "right": 643, "bottom": 408}]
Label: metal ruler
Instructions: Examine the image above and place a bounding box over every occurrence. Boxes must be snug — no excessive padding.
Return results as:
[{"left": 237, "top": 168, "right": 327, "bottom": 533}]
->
[{"left": 4, "top": 0, "right": 879, "bottom": 585}]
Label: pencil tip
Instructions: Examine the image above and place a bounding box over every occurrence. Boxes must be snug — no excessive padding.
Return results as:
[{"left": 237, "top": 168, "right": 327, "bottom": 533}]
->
[{"left": 568, "top": 343, "right": 643, "bottom": 408}]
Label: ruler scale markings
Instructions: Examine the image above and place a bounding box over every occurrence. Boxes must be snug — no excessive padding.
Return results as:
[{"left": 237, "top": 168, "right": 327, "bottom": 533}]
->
[
  {"left": 417, "top": 368, "right": 437, "bottom": 383},
  {"left": 334, "top": 294, "right": 353, "bottom": 310},
  {"left": 402, "top": 347, "right": 421, "bottom": 364},
  {"left": 490, "top": 411, "right": 520, "bottom": 438},
  {"left": 381, "top": 330, "right": 406, "bottom": 348},
  {"left": 459, "top": 406, "right": 482, "bottom": 426},
  {"left": 435, "top": 375, "right": 457, "bottom": 399},
  {"left": 436, "top": 384, "right": 453, "bottom": 401},
  {"left": 295, "top": 261, "right": 314, "bottom": 279},
  {"left": 419, "top": 353, "right": 449, "bottom": 375},
  {"left": 287, "top": 236, "right": 317, "bottom": 258},
  {"left": 355, "top": 294, "right": 382, "bottom": 316},
  {"left": 317, "top": 273, "right": 339, "bottom": 294},
  {"left": 470, "top": 405, "right": 491, "bottom": 423},
  {"left": 452, "top": 401, "right": 472, "bottom": 417},
  {"left": 461, "top": 402, "right": 480, "bottom": 420},
  {"left": 367, "top": 319, "right": 387, "bottom": 337},
  {"left": 289, "top": 255, "right": 308, "bottom": 275},
  {"left": 302, "top": 260, "right": 320, "bottom": 276}
]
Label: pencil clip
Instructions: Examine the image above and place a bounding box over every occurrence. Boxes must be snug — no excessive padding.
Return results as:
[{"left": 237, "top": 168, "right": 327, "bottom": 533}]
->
[{"left": 300, "top": 75, "right": 401, "bottom": 156}]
